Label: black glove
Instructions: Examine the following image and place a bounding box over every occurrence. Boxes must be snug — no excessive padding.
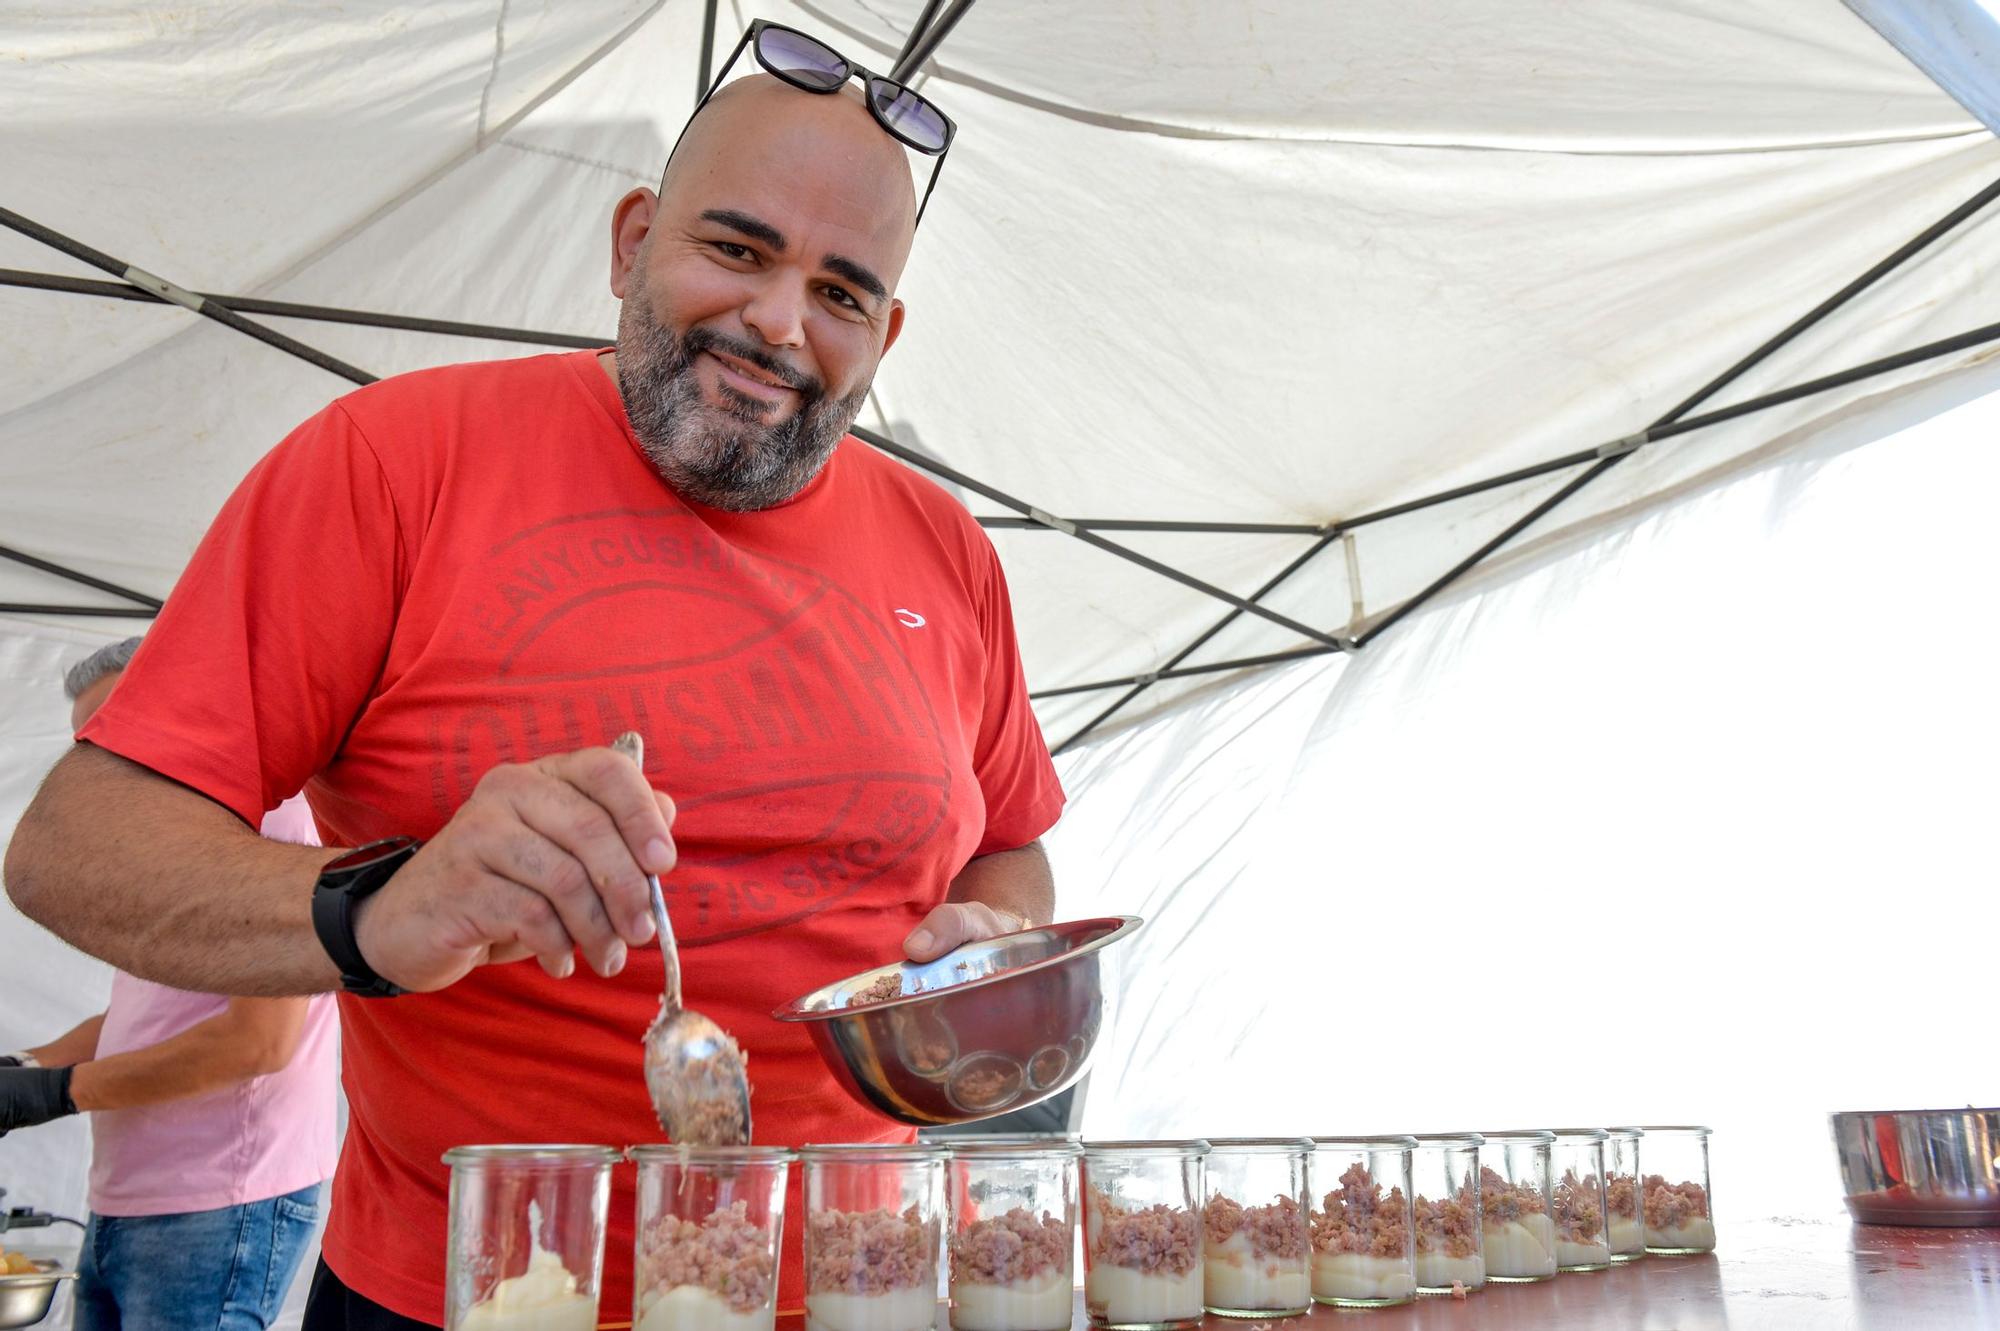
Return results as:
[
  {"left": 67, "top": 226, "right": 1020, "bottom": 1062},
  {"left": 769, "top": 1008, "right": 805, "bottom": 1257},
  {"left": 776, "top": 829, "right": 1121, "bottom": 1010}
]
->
[
  {"left": 0, "top": 1055, "right": 22, "bottom": 1067},
  {"left": 0, "top": 1066, "right": 77, "bottom": 1135}
]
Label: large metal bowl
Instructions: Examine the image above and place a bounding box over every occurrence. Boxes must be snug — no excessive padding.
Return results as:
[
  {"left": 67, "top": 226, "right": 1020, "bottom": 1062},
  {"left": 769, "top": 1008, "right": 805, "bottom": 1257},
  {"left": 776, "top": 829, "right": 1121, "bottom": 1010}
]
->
[
  {"left": 1830, "top": 1107, "right": 2000, "bottom": 1226},
  {"left": 774, "top": 915, "right": 1141, "bottom": 1126},
  {"left": 0, "top": 1260, "right": 76, "bottom": 1330}
]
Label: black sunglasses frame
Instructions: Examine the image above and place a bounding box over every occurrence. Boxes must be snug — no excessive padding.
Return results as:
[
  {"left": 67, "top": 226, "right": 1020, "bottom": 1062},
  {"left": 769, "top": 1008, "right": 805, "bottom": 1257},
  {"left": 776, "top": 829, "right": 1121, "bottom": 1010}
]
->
[{"left": 663, "top": 20, "right": 957, "bottom": 227}]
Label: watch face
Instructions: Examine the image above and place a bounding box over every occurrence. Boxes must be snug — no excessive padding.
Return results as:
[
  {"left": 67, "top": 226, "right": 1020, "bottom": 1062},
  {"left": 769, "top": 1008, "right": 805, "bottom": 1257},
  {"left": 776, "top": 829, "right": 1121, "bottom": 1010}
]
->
[{"left": 320, "top": 836, "right": 417, "bottom": 877}]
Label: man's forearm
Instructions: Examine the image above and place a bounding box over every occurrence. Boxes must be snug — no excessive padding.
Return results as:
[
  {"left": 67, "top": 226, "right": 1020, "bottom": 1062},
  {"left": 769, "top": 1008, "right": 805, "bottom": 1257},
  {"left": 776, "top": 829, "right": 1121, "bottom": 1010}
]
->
[
  {"left": 946, "top": 840, "right": 1055, "bottom": 926},
  {"left": 4, "top": 744, "right": 346, "bottom": 996},
  {"left": 26, "top": 1014, "right": 105, "bottom": 1067},
  {"left": 67, "top": 997, "right": 309, "bottom": 1112}
]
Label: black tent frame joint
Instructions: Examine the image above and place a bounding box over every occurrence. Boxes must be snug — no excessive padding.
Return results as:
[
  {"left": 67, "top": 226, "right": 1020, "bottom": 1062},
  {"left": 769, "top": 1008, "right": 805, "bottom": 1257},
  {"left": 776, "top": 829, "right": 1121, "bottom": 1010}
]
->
[
  {"left": 1028, "top": 506, "right": 1077, "bottom": 536},
  {"left": 124, "top": 264, "right": 205, "bottom": 314}
]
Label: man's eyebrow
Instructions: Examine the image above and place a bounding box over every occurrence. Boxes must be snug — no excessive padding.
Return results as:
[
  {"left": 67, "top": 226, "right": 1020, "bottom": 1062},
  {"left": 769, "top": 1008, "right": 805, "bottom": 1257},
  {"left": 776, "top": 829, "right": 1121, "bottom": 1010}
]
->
[
  {"left": 822, "top": 254, "right": 887, "bottom": 303},
  {"left": 700, "top": 209, "right": 786, "bottom": 252}
]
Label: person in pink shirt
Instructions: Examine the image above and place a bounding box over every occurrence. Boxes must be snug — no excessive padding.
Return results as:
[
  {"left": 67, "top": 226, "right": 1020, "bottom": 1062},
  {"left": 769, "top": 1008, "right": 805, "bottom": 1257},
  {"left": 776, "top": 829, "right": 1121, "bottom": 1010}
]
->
[{"left": 0, "top": 637, "right": 338, "bottom": 1329}]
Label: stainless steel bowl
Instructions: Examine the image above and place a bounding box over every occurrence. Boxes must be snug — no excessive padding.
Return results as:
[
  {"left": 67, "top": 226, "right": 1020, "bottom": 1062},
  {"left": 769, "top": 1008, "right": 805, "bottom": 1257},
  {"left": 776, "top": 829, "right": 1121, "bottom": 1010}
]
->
[
  {"left": 0, "top": 1261, "right": 76, "bottom": 1330},
  {"left": 774, "top": 915, "right": 1141, "bottom": 1126},
  {"left": 1830, "top": 1107, "right": 2000, "bottom": 1226}
]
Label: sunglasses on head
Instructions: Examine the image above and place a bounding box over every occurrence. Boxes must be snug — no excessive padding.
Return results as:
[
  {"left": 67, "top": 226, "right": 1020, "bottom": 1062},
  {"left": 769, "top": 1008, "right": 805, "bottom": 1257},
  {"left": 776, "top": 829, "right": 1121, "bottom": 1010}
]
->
[{"left": 665, "top": 20, "right": 958, "bottom": 226}]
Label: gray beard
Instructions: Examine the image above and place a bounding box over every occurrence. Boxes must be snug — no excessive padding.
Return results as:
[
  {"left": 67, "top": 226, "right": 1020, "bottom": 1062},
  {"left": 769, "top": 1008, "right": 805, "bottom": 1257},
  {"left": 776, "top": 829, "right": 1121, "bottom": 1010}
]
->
[{"left": 614, "top": 292, "right": 869, "bottom": 512}]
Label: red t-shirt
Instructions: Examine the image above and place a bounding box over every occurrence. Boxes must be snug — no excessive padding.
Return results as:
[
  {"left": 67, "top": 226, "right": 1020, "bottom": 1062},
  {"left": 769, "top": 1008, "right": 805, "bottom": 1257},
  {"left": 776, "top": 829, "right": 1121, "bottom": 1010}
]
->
[{"left": 81, "top": 350, "right": 1064, "bottom": 1323}]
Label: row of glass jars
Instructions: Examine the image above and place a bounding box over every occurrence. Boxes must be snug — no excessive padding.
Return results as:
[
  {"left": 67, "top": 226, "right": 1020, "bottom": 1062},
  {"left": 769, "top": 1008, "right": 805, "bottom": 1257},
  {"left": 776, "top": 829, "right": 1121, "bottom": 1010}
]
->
[
  {"left": 441, "top": 1127, "right": 1713, "bottom": 1330},
  {"left": 1077, "top": 1126, "right": 1713, "bottom": 1323}
]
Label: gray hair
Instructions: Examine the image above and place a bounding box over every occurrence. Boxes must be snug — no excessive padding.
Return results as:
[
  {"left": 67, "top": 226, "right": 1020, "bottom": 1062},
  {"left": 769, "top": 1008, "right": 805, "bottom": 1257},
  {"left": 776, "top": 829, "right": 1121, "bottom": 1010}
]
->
[{"left": 62, "top": 636, "right": 145, "bottom": 701}]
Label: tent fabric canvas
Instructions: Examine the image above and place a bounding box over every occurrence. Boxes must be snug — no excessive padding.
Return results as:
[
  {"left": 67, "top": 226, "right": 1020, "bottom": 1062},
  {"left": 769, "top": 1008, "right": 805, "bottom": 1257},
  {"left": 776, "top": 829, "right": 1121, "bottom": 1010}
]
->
[
  {"left": 3, "top": 4, "right": 1999, "bottom": 1322},
  {"left": 4, "top": 1, "right": 1998, "bottom": 740}
]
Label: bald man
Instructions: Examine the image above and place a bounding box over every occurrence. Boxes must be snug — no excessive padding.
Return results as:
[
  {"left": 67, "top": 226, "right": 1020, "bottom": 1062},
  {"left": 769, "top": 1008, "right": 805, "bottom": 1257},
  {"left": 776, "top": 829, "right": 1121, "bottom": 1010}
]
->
[{"left": 7, "top": 64, "right": 1063, "bottom": 1330}]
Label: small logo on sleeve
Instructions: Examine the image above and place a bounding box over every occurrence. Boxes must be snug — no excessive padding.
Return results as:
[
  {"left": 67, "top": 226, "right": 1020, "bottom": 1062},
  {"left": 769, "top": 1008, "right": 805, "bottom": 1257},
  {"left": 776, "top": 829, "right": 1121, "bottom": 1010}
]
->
[{"left": 893, "top": 608, "right": 927, "bottom": 628}]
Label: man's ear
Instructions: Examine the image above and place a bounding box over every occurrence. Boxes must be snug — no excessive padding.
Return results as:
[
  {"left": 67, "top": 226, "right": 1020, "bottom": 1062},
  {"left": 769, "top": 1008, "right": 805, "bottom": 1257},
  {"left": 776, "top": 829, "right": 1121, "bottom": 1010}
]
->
[
  {"left": 880, "top": 298, "right": 907, "bottom": 358},
  {"left": 609, "top": 188, "right": 659, "bottom": 299}
]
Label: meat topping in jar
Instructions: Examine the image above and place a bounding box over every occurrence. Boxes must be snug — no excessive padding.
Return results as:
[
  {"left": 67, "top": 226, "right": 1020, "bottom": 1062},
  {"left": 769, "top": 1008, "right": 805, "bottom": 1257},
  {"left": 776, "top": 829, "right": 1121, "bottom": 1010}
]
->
[
  {"left": 1478, "top": 1167, "right": 1547, "bottom": 1225},
  {"left": 1412, "top": 1185, "right": 1478, "bottom": 1260},
  {"left": 1203, "top": 1193, "right": 1307, "bottom": 1261},
  {"left": 1088, "top": 1188, "right": 1199, "bottom": 1276},
  {"left": 1642, "top": 1176, "right": 1710, "bottom": 1229},
  {"left": 1551, "top": 1170, "right": 1604, "bottom": 1244},
  {"left": 807, "top": 1205, "right": 935, "bottom": 1294},
  {"left": 953, "top": 1208, "right": 1068, "bottom": 1286},
  {"left": 639, "top": 1200, "right": 775, "bottom": 1313},
  {"left": 1310, "top": 1164, "right": 1411, "bottom": 1259}
]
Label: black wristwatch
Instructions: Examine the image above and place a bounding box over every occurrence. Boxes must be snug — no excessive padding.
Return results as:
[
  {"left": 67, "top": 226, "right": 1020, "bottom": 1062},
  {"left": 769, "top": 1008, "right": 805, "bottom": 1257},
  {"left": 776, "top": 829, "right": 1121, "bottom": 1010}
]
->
[{"left": 312, "top": 836, "right": 421, "bottom": 997}]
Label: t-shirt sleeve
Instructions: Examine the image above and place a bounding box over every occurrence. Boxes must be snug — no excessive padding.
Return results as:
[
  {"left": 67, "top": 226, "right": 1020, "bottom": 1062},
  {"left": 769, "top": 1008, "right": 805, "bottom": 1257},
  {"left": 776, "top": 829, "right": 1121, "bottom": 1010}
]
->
[
  {"left": 79, "top": 401, "right": 404, "bottom": 827},
  {"left": 967, "top": 533, "right": 1065, "bottom": 856}
]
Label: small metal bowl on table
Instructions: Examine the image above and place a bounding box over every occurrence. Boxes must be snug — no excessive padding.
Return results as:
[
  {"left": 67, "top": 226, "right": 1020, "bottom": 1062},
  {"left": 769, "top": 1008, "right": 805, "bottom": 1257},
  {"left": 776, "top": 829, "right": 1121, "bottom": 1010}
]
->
[
  {"left": 1830, "top": 1107, "right": 2000, "bottom": 1226},
  {"left": 775, "top": 915, "right": 1141, "bottom": 1125},
  {"left": 0, "top": 1260, "right": 77, "bottom": 1330}
]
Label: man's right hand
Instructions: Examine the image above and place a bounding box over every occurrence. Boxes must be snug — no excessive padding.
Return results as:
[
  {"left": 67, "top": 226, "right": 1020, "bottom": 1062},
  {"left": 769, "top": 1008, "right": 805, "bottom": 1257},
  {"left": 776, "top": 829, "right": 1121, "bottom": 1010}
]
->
[{"left": 351, "top": 745, "right": 676, "bottom": 992}]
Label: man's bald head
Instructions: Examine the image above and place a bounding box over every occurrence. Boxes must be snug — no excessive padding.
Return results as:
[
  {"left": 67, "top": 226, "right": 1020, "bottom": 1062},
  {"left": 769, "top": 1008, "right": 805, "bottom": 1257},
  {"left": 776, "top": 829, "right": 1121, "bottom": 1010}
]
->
[
  {"left": 605, "top": 72, "right": 922, "bottom": 510},
  {"left": 663, "top": 74, "right": 918, "bottom": 268}
]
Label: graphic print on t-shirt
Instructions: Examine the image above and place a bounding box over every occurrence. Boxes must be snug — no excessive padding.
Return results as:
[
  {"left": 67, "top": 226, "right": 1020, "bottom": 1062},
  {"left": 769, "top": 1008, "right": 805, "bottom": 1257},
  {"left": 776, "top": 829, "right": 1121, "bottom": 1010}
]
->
[{"left": 423, "top": 504, "right": 957, "bottom": 946}]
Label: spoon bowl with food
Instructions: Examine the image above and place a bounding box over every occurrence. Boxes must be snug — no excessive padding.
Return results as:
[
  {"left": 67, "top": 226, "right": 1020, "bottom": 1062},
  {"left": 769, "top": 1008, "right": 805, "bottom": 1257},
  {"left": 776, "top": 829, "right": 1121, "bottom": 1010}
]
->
[{"left": 611, "top": 732, "right": 751, "bottom": 1146}]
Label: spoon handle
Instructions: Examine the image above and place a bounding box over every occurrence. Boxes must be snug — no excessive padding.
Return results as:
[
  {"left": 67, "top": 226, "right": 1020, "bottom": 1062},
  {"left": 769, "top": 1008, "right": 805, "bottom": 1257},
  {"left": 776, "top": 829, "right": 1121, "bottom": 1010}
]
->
[
  {"left": 646, "top": 870, "right": 681, "bottom": 1011},
  {"left": 611, "top": 731, "right": 683, "bottom": 1012}
]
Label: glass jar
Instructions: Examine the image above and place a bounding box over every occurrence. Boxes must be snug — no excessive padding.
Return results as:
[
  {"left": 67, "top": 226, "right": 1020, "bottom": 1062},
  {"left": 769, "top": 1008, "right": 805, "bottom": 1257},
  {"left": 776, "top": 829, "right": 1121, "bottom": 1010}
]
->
[
  {"left": 1199, "top": 1138, "right": 1312, "bottom": 1319},
  {"left": 1625, "top": 1126, "right": 1715, "bottom": 1254},
  {"left": 801, "top": 1143, "right": 947, "bottom": 1331},
  {"left": 945, "top": 1138, "right": 1082, "bottom": 1331},
  {"left": 1410, "top": 1134, "right": 1484, "bottom": 1296},
  {"left": 443, "top": 1144, "right": 619, "bottom": 1331},
  {"left": 630, "top": 1145, "right": 794, "bottom": 1331},
  {"left": 1080, "top": 1140, "right": 1208, "bottom": 1330},
  {"left": 1546, "top": 1129, "right": 1611, "bottom": 1273},
  {"left": 1307, "top": 1136, "right": 1415, "bottom": 1308},
  {"left": 1604, "top": 1128, "right": 1645, "bottom": 1262},
  {"left": 1477, "top": 1131, "right": 1556, "bottom": 1283}
]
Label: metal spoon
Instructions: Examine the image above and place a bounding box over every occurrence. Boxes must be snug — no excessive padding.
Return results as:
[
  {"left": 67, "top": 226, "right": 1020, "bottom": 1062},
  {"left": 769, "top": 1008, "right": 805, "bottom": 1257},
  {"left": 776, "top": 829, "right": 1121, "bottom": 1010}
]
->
[{"left": 610, "top": 731, "right": 752, "bottom": 1145}]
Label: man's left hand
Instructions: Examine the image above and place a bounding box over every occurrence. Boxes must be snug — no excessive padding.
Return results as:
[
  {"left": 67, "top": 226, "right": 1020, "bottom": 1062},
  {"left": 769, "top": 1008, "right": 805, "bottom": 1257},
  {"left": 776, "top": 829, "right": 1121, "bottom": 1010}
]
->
[
  {"left": 904, "top": 902, "right": 1028, "bottom": 963},
  {"left": 0, "top": 1065, "right": 77, "bottom": 1135}
]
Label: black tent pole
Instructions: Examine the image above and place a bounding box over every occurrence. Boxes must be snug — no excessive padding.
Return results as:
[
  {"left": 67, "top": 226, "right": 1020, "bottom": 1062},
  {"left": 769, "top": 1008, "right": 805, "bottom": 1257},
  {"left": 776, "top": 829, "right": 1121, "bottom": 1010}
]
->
[
  {"left": 852, "top": 425, "right": 1345, "bottom": 647},
  {"left": 892, "top": 0, "right": 952, "bottom": 80},
  {"left": 696, "top": 0, "right": 718, "bottom": 105},
  {"left": 1, "top": 207, "right": 1307, "bottom": 645},
  {"left": 0, "top": 268, "right": 604, "bottom": 350},
  {"left": 0, "top": 604, "right": 159, "bottom": 619},
  {"left": 7, "top": 153, "right": 1992, "bottom": 697},
  {"left": 1651, "top": 174, "right": 2000, "bottom": 427},
  {"left": 1355, "top": 321, "right": 2000, "bottom": 648},
  {"left": 1328, "top": 170, "right": 2000, "bottom": 535},
  {"left": 1046, "top": 176, "right": 2000, "bottom": 750},
  {"left": 1039, "top": 645, "right": 1337, "bottom": 701},
  {"left": 1052, "top": 314, "right": 2000, "bottom": 739},
  {"left": 979, "top": 517, "right": 1325, "bottom": 534},
  {"left": 896, "top": 0, "right": 980, "bottom": 83},
  {"left": 0, "top": 543, "right": 161, "bottom": 609},
  {"left": 1154, "top": 170, "right": 2000, "bottom": 689},
  {"left": 0, "top": 207, "right": 377, "bottom": 388},
  {"left": 1333, "top": 172, "right": 2000, "bottom": 536},
  {"left": 1048, "top": 531, "right": 1344, "bottom": 753}
]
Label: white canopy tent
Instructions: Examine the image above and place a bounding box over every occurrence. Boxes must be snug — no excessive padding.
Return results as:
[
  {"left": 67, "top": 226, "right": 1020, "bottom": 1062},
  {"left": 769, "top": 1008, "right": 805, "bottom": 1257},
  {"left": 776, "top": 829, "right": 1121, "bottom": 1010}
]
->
[{"left": 3, "top": 1, "right": 1997, "bottom": 1318}]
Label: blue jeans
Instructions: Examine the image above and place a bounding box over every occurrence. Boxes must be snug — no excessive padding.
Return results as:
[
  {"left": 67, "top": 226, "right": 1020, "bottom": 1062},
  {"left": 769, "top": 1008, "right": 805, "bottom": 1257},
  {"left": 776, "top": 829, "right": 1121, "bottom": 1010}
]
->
[{"left": 72, "top": 1183, "right": 321, "bottom": 1330}]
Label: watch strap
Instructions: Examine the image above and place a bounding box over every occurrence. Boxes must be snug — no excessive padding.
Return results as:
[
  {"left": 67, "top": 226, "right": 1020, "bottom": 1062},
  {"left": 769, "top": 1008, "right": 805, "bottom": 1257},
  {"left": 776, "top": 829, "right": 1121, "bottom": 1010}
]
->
[{"left": 312, "top": 838, "right": 419, "bottom": 998}]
